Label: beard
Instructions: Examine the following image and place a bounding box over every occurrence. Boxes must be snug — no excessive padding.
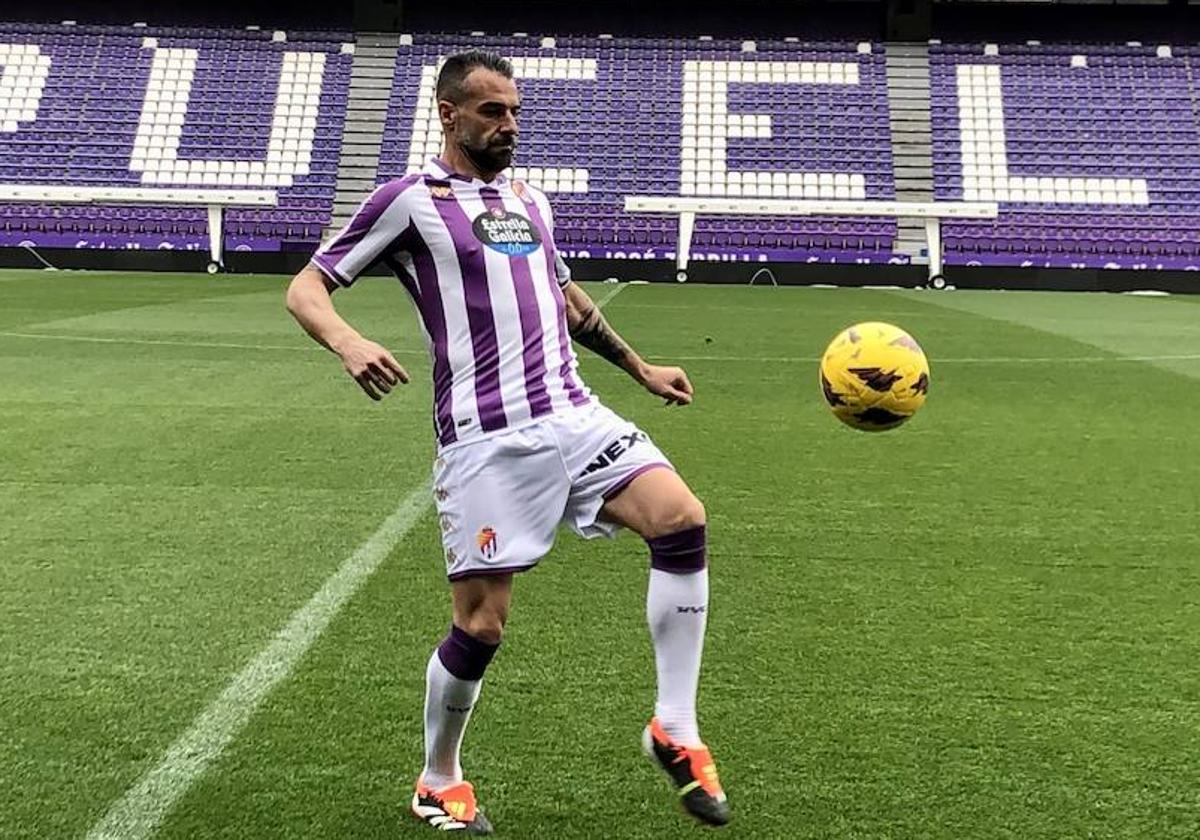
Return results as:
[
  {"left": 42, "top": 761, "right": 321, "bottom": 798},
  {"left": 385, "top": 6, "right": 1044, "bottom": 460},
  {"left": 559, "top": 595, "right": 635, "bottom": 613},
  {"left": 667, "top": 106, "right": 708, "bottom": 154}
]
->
[{"left": 459, "top": 135, "right": 515, "bottom": 174}]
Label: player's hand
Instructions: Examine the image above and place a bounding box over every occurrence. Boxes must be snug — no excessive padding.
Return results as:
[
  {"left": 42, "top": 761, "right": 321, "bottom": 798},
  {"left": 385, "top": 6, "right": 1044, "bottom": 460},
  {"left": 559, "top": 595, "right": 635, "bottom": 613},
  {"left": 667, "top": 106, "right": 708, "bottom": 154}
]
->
[
  {"left": 640, "top": 364, "right": 693, "bottom": 406},
  {"left": 337, "top": 337, "right": 410, "bottom": 401}
]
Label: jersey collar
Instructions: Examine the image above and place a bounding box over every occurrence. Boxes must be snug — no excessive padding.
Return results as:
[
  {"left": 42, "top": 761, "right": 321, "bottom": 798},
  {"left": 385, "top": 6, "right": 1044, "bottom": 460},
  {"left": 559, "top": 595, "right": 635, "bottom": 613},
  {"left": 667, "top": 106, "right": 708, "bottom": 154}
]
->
[{"left": 426, "top": 156, "right": 508, "bottom": 186}]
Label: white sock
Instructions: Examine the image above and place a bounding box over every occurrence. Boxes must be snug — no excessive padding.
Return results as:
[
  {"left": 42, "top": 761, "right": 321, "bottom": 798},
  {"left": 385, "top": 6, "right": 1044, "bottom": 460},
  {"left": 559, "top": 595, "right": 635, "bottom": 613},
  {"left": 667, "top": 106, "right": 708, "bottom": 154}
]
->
[
  {"left": 421, "top": 649, "right": 483, "bottom": 790},
  {"left": 646, "top": 567, "right": 709, "bottom": 746}
]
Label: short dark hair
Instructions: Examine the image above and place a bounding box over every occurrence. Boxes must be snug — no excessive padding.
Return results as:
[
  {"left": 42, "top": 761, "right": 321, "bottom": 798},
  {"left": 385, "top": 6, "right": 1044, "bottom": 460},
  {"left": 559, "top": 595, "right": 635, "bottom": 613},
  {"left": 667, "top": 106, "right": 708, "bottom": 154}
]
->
[{"left": 436, "top": 51, "right": 513, "bottom": 103}]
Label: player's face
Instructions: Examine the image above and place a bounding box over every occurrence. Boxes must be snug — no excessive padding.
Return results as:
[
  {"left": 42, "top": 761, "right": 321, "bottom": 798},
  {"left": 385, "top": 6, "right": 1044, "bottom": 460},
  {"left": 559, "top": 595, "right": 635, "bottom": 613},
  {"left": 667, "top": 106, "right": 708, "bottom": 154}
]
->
[{"left": 443, "top": 68, "right": 520, "bottom": 174}]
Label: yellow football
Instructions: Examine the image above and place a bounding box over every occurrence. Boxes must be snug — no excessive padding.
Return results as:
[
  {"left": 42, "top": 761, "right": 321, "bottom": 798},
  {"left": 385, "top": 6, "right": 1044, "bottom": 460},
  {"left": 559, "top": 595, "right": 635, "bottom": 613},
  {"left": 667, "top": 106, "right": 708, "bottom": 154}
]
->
[{"left": 819, "top": 322, "right": 930, "bottom": 431}]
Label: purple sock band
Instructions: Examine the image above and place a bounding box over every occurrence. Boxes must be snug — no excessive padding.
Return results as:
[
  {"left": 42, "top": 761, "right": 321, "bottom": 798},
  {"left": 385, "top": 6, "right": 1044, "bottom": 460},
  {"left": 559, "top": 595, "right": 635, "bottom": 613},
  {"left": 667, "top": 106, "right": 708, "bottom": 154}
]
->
[
  {"left": 436, "top": 624, "right": 499, "bottom": 681},
  {"left": 647, "top": 524, "right": 707, "bottom": 573}
]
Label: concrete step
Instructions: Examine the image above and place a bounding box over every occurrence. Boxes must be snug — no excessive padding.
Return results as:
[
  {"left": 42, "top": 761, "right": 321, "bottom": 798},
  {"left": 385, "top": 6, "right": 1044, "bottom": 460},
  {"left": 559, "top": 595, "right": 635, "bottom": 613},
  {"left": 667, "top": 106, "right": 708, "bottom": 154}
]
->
[
  {"left": 345, "top": 107, "right": 391, "bottom": 120},
  {"left": 886, "top": 95, "right": 931, "bottom": 107},
  {"left": 886, "top": 74, "right": 931, "bottom": 87},
  {"left": 341, "top": 140, "right": 386, "bottom": 153},
  {"left": 344, "top": 118, "right": 386, "bottom": 131},
  {"left": 329, "top": 37, "right": 400, "bottom": 236},
  {"left": 886, "top": 43, "right": 930, "bottom": 55},
  {"left": 351, "top": 66, "right": 397, "bottom": 80},
  {"left": 346, "top": 81, "right": 393, "bottom": 90},
  {"left": 356, "top": 32, "right": 402, "bottom": 48},
  {"left": 339, "top": 153, "right": 380, "bottom": 167}
]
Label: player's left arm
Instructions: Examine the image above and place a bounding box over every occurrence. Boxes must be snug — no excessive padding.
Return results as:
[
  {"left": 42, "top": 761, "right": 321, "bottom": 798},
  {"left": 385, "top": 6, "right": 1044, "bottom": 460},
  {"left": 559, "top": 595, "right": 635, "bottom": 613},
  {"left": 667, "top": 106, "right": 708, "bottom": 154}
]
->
[{"left": 563, "top": 280, "right": 693, "bottom": 406}]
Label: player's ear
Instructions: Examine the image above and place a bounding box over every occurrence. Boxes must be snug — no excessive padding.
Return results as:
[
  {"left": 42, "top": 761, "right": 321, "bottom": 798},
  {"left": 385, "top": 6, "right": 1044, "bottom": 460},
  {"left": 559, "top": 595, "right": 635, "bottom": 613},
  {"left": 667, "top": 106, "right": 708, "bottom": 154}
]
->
[{"left": 437, "top": 99, "right": 457, "bottom": 133}]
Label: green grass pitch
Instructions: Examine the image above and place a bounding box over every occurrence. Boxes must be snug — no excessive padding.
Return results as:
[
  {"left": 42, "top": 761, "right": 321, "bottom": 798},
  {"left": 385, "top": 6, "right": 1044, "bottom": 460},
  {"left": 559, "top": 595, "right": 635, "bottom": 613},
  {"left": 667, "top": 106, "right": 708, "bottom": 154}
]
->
[{"left": 2, "top": 269, "right": 1199, "bottom": 839}]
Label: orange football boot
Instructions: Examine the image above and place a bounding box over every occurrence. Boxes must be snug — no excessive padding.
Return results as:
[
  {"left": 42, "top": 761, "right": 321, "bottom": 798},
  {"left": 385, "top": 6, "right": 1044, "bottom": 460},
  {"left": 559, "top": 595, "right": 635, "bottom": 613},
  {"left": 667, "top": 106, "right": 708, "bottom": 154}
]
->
[
  {"left": 642, "top": 717, "right": 731, "bottom": 826},
  {"left": 411, "top": 776, "right": 494, "bottom": 835}
]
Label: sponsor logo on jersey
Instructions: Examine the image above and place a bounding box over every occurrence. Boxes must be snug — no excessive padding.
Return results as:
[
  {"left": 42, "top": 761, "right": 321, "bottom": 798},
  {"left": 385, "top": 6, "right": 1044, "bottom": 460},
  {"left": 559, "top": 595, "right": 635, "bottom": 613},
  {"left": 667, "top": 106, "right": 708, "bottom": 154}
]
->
[
  {"left": 581, "top": 430, "right": 647, "bottom": 476},
  {"left": 477, "top": 526, "right": 498, "bottom": 558},
  {"left": 472, "top": 207, "right": 542, "bottom": 257}
]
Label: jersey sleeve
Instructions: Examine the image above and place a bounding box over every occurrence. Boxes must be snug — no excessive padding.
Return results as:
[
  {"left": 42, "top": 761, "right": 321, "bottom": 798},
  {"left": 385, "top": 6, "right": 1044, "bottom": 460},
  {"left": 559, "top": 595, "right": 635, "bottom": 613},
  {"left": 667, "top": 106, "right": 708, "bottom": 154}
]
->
[
  {"left": 553, "top": 250, "right": 573, "bottom": 288},
  {"left": 310, "top": 177, "right": 418, "bottom": 287}
]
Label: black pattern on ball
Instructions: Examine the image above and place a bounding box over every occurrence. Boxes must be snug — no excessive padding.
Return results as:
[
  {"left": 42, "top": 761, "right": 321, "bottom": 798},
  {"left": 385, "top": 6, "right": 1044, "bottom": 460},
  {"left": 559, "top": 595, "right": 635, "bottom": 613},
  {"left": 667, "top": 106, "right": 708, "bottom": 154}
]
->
[{"left": 848, "top": 367, "right": 903, "bottom": 392}]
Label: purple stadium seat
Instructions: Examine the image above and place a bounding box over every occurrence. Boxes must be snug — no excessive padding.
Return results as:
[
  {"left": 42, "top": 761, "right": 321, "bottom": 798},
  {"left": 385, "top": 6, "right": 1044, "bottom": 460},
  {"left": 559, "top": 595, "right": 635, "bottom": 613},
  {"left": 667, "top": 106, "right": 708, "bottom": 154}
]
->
[
  {"left": 930, "top": 42, "right": 1200, "bottom": 268},
  {"left": 0, "top": 22, "right": 352, "bottom": 251},
  {"left": 375, "top": 34, "right": 898, "bottom": 263}
]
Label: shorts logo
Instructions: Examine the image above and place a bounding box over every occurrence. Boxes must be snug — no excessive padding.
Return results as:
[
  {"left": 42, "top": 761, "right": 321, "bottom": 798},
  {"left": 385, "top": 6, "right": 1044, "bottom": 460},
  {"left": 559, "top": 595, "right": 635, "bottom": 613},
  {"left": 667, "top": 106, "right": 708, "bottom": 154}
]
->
[
  {"left": 477, "top": 526, "right": 498, "bottom": 559},
  {"left": 472, "top": 207, "right": 542, "bottom": 257},
  {"left": 582, "top": 431, "right": 647, "bottom": 476}
]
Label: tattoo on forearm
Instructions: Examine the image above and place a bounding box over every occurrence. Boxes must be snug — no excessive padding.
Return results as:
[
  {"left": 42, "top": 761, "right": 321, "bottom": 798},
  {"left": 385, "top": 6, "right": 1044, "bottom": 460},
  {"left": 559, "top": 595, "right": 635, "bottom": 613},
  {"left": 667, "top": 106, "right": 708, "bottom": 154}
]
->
[{"left": 570, "top": 305, "right": 631, "bottom": 367}]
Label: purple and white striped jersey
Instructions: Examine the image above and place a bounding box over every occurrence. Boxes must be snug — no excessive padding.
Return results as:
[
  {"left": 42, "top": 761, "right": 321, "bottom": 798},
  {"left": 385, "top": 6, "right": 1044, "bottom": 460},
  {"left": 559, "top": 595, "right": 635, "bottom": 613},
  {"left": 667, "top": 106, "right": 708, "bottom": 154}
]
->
[{"left": 310, "top": 157, "right": 592, "bottom": 449}]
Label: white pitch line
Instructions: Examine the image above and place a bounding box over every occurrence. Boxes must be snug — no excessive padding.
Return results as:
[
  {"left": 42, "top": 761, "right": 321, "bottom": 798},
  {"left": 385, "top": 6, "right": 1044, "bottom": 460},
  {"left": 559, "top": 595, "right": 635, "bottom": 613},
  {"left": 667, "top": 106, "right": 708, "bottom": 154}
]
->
[
  {"left": 82, "top": 279, "right": 631, "bottom": 840},
  {"left": 84, "top": 483, "right": 432, "bottom": 840},
  {"left": 2, "top": 328, "right": 1200, "bottom": 364},
  {"left": 668, "top": 352, "right": 1200, "bottom": 364},
  {"left": 0, "top": 330, "right": 426, "bottom": 356},
  {"left": 5, "top": 329, "right": 1199, "bottom": 366},
  {"left": 593, "top": 282, "right": 630, "bottom": 309}
]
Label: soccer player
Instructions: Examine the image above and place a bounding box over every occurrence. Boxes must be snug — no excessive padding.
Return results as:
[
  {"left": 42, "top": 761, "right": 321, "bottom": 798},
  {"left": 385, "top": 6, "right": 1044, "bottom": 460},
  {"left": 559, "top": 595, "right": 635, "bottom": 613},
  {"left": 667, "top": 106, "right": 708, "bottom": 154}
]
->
[{"left": 286, "top": 50, "right": 729, "bottom": 834}]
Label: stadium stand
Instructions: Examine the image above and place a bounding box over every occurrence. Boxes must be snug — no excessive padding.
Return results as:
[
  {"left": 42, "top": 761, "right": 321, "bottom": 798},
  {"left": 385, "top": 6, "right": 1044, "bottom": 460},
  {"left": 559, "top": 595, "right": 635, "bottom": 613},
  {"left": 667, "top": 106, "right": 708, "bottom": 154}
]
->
[
  {"left": 931, "top": 42, "right": 1200, "bottom": 268},
  {"left": 3, "top": 25, "right": 1199, "bottom": 270},
  {"left": 377, "top": 34, "right": 899, "bottom": 263},
  {"left": 0, "top": 22, "right": 353, "bottom": 253}
]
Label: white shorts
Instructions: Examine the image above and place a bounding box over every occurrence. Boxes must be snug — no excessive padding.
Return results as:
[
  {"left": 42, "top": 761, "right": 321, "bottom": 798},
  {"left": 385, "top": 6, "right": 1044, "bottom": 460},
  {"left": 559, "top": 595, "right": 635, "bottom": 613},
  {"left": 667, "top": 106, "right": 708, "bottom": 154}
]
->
[{"left": 432, "top": 402, "right": 673, "bottom": 580}]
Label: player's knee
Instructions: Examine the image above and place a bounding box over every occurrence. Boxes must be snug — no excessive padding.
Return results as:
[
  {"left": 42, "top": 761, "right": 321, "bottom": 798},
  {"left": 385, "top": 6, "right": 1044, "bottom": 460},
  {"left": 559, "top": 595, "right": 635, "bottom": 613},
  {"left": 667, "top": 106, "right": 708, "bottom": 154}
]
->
[
  {"left": 460, "top": 610, "right": 506, "bottom": 646},
  {"left": 645, "top": 496, "right": 708, "bottom": 573},
  {"left": 438, "top": 623, "right": 501, "bottom": 681},
  {"left": 651, "top": 495, "right": 706, "bottom": 538}
]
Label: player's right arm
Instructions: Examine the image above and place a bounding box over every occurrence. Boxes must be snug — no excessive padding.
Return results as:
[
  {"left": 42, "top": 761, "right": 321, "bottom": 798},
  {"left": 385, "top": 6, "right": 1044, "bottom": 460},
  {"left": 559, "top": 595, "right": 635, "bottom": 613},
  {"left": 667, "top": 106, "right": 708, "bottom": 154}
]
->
[
  {"left": 285, "top": 179, "right": 421, "bottom": 400},
  {"left": 285, "top": 266, "right": 409, "bottom": 401}
]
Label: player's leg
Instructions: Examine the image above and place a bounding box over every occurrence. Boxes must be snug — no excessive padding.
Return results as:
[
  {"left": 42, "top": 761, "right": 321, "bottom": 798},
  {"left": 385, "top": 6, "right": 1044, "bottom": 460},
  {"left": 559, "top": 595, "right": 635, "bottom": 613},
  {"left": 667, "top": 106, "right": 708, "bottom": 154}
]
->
[
  {"left": 423, "top": 574, "right": 512, "bottom": 787},
  {"left": 603, "top": 468, "right": 708, "bottom": 743},
  {"left": 601, "top": 468, "right": 709, "bottom": 744},
  {"left": 601, "top": 467, "right": 729, "bottom": 826},
  {"left": 415, "top": 424, "right": 566, "bottom": 834},
  {"left": 557, "top": 401, "right": 729, "bottom": 826},
  {"left": 413, "top": 575, "right": 511, "bottom": 835}
]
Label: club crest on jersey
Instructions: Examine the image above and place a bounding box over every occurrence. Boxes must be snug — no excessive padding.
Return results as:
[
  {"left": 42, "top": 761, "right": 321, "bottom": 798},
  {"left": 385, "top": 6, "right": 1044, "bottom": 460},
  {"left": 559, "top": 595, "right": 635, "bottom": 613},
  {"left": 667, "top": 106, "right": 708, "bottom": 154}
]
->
[
  {"left": 512, "top": 180, "right": 536, "bottom": 205},
  {"left": 429, "top": 184, "right": 453, "bottom": 199},
  {"left": 472, "top": 207, "right": 542, "bottom": 257},
  {"left": 477, "top": 526, "right": 498, "bottom": 559}
]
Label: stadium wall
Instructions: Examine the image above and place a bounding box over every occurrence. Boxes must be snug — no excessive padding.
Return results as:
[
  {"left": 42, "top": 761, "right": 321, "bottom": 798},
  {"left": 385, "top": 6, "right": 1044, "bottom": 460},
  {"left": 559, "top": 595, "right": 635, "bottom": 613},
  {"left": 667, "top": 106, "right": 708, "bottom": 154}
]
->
[{"left": 6, "top": 246, "right": 1199, "bottom": 295}]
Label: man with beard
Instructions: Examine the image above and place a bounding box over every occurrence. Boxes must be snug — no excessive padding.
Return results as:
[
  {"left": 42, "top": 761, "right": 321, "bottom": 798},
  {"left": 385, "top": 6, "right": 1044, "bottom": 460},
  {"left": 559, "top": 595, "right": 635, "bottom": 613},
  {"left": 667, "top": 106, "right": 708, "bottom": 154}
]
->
[{"left": 285, "top": 51, "right": 730, "bottom": 834}]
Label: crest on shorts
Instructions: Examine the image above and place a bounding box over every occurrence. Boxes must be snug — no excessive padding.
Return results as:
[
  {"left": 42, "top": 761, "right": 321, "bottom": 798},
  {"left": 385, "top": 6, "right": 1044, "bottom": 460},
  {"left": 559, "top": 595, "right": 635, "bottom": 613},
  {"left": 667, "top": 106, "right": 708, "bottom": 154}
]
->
[{"left": 476, "top": 526, "right": 498, "bottom": 559}]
